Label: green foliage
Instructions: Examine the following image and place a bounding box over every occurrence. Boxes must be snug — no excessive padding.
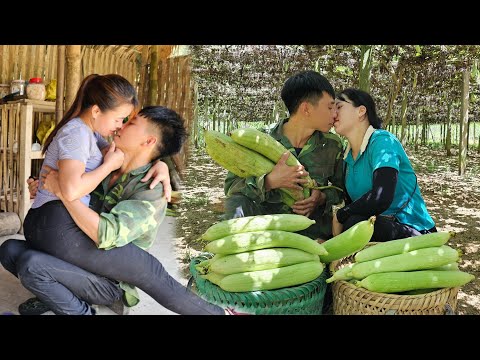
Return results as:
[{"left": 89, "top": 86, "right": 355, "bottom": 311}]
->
[
  {"left": 426, "top": 159, "right": 437, "bottom": 173},
  {"left": 191, "top": 45, "right": 480, "bottom": 147},
  {"left": 183, "top": 195, "right": 209, "bottom": 207}
]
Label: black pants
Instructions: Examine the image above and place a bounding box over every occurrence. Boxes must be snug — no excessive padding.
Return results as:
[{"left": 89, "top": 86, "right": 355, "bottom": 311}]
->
[
  {"left": 343, "top": 214, "right": 437, "bottom": 242},
  {"left": 18, "top": 200, "right": 225, "bottom": 315}
]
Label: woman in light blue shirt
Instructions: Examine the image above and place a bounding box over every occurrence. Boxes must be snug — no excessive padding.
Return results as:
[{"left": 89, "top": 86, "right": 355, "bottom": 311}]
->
[{"left": 332, "top": 88, "right": 436, "bottom": 242}]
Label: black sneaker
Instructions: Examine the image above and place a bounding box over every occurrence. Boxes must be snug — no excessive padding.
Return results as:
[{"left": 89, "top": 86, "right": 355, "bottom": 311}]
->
[{"left": 18, "top": 297, "right": 51, "bottom": 315}]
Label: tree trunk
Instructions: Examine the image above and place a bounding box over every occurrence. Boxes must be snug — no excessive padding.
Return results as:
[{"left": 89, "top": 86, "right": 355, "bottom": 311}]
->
[
  {"left": 459, "top": 69, "right": 470, "bottom": 175},
  {"left": 415, "top": 110, "right": 421, "bottom": 151},
  {"left": 422, "top": 119, "right": 427, "bottom": 145},
  {"left": 65, "top": 45, "right": 82, "bottom": 110},
  {"left": 446, "top": 110, "right": 452, "bottom": 154},
  {"left": 384, "top": 67, "right": 404, "bottom": 128},
  {"left": 193, "top": 81, "right": 198, "bottom": 148},
  {"left": 400, "top": 90, "right": 408, "bottom": 146},
  {"left": 440, "top": 121, "right": 443, "bottom": 145},
  {"left": 358, "top": 45, "right": 374, "bottom": 92},
  {"left": 392, "top": 109, "right": 396, "bottom": 137}
]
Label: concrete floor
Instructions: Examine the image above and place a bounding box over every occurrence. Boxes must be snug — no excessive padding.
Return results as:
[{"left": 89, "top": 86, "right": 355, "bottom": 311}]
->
[{"left": 0, "top": 216, "right": 187, "bottom": 315}]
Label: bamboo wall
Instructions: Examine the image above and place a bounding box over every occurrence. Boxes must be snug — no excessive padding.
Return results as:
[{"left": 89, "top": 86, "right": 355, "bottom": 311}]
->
[
  {"left": 0, "top": 103, "right": 21, "bottom": 213},
  {"left": 80, "top": 46, "right": 137, "bottom": 84},
  {"left": 1, "top": 45, "right": 193, "bottom": 216},
  {"left": 0, "top": 45, "right": 140, "bottom": 216},
  {"left": 0, "top": 45, "right": 138, "bottom": 86},
  {"left": 138, "top": 52, "right": 194, "bottom": 173}
]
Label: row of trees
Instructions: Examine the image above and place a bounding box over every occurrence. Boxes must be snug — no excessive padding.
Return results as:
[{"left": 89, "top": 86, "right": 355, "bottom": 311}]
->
[{"left": 190, "top": 45, "right": 480, "bottom": 174}]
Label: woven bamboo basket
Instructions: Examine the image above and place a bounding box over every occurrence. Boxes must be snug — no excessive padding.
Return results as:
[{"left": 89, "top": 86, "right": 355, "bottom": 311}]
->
[
  {"left": 188, "top": 253, "right": 328, "bottom": 315},
  {"left": 329, "top": 243, "right": 459, "bottom": 315}
]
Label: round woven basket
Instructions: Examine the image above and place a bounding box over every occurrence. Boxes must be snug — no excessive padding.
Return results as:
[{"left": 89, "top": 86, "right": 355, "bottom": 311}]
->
[
  {"left": 329, "top": 243, "right": 459, "bottom": 315},
  {"left": 188, "top": 253, "right": 328, "bottom": 315}
]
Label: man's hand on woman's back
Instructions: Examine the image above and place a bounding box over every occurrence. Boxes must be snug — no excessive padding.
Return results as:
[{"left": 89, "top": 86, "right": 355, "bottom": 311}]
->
[{"left": 27, "top": 177, "right": 39, "bottom": 199}]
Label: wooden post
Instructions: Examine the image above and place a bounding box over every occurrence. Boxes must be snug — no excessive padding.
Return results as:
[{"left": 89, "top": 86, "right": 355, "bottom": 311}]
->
[
  {"left": 19, "top": 104, "right": 33, "bottom": 228},
  {"left": 56, "top": 45, "right": 66, "bottom": 123},
  {"left": 65, "top": 45, "right": 82, "bottom": 110},
  {"left": 459, "top": 69, "right": 470, "bottom": 175}
]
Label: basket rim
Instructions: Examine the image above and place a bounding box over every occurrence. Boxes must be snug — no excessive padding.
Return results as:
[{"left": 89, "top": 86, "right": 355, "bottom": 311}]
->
[
  {"left": 328, "top": 242, "right": 460, "bottom": 300},
  {"left": 190, "top": 253, "right": 328, "bottom": 296}
]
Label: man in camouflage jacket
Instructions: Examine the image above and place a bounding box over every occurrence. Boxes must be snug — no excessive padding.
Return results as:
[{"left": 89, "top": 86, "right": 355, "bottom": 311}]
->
[
  {"left": 224, "top": 71, "right": 344, "bottom": 240},
  {"left": 0, "top": 107, "right": 227, "bottom": 315}
]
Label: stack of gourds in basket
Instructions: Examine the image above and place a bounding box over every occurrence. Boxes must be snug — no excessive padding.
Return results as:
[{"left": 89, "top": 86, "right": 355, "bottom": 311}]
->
[
  {"left": 195, "top": 213, "right": 377, "bottom": 292},
  {"left": 327, "top": 231, "right": 474, "bottom": 294}
]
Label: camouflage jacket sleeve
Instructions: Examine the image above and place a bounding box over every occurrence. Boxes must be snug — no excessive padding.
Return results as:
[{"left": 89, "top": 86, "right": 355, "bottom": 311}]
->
[
  {"left": 97, "top": 186, "right": 167, "bottom": 250},
  {"left": 224, "top": 170, "right": 274, "bottom": 203},
  {"left": 322, "top": 146, "right": 344, "bottom": 216}
]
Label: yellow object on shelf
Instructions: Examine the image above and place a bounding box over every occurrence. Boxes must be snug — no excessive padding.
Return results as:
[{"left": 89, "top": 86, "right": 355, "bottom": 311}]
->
[
  {"left": 45, "top": 79, "right": 57, "bottom": 101},
  {"left": 36, "top": 119, "right": 56, "bottom": 145}
]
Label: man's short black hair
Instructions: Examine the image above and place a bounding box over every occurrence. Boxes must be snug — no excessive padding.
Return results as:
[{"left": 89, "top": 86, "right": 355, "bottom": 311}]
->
[
  {"left": 139, "top": 106, "right": 188, "bottom": 159},
  {"left": 281, "top": 70, "right": 335, "bottom": 115}
]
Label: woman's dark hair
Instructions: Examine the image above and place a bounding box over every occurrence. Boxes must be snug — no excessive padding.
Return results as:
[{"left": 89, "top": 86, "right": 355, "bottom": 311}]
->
[
  {"left": 336, "top": 88, "right": 382, "bottom": 129},
  {"left": 281, "top": 70, "right": 335, "bottom": 115},
  {"left": 42, "top": 74, "right": 138, "bottom": 154},
  {"left": 139, "top": 106, "right": 188, "bottom": 159}
]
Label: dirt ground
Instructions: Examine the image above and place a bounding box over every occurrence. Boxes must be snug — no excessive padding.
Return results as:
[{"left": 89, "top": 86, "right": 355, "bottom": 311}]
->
[{"left": 174, "top": 145, "right": 480, "bottom": 315}]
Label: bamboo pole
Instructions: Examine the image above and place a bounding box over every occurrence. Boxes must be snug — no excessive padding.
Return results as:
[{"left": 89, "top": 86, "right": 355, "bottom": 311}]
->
[
  {"left": 159, "top": 56, "right": 170, "bottom": 106},
  {"left": 18, "top": 45, "right": 26, "bottom": 81},
  {"left": 56, "top": 46, "right": 66, "bottom": 123},
  {"left": 137, "top": 46, "right": 149, "bottom": 107},
  {"left": 25, "top": 45, "right": 35, "bottom": 82},
  {"left": 89, "top": 47, "right": 95, "bottom": 75},
  {"left": 47, "top": 46, "right": 57, "bottom": 83},
  {"left": 170, "top": 57, "right": 179, "bottom": 111},
  {"left": 147, "top": 46, "right": 158, "bottom": 106},
  {"left": 9, "top": 45, "right": 18, "bottom": 81},
  {"left": 0, "top": 45, "right": 5, "bottom": 82},
  {"left": 108, "top": 48, "right": 115, "bottom": 74},
  {"left": 35, "top": 45, "right": 45, "bottom": 79},
  {"left": 65, "top": 45, "right": 82, "bottom": 110},
  {"left": 95, "top": 48, "right": 101, "bottom": 74},
  {"left": 156, "top": 59, "right": 164, "bottom": 105},
  {"left": 45, "top": 45, "right": 54, "bottom": 81},
  {"left": 1, "top": 106, "right": 7, "bottom": 208},
  {"left": 52, "top": 45, "right": 58, "bottom": 84}
]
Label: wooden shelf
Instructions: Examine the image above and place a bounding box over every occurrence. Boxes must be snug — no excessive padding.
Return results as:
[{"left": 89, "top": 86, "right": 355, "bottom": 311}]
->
[
  {"left": 31, "top": 150, "right": 45, "bottom": 159},
  {"left": 1, "top": 100, "right": 54, "bottom": 227},
  {"left": 7, "top": 99, "right": 56, "bottom": 113},
  {"left": 0, "top": 149, "right": 44, "bottom": 160}
]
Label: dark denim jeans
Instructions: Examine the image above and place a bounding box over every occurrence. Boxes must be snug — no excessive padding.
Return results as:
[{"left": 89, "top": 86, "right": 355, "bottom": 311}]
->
[
  {"left": 0, "top": 239, "right": 121, "bottom": 315},
  {"left": 21, "top": 200, "right": 224, "bottom": 315}
]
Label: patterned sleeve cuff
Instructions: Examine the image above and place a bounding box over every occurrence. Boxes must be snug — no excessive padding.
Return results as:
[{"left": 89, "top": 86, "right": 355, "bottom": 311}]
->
[{"left": 336, "top": 207, "right": 349, "bottom": 224}]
